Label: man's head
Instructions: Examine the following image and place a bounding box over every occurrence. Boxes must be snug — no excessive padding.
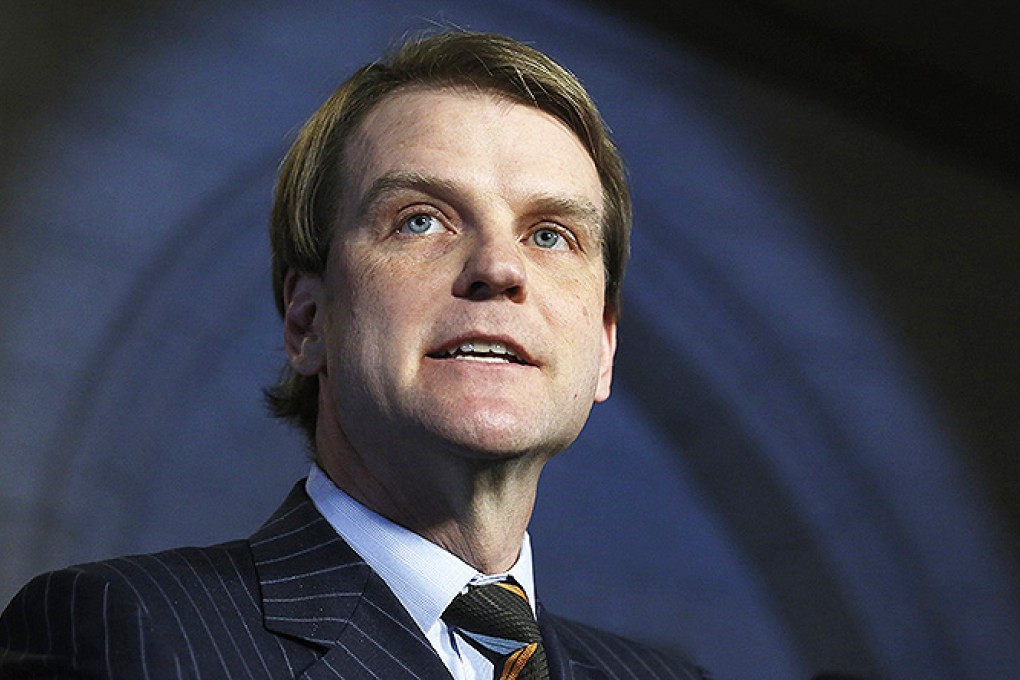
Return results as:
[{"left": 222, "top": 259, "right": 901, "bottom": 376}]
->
[{"left": 266, "top": 31, "right": 631, "bottom": 450}]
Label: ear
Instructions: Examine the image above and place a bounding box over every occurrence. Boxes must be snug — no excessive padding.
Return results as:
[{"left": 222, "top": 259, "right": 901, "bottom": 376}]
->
[
  {"left": 283, "top": 270, "right": 326, "bottom": 376},
  {"left": 594, "top": 311, "right": 618, "bottom": 403}
]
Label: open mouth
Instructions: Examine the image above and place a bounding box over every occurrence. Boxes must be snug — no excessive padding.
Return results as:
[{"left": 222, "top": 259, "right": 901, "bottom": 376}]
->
[{"left": 427, "top": 340, "right": 531, "bottom": 365}]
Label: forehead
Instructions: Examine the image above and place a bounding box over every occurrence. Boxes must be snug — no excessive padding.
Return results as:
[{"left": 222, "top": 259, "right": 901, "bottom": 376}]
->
[{"left": 340, "top": 86, "right": 603, "bottom": 213}]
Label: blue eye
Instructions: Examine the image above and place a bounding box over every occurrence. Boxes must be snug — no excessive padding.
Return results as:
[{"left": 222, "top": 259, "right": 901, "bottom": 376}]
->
[
  {"left": 531, "top": 227, "right": 566, "bottom": 250},
  {"left": 400, "top": 213, "right": 442, "bottom": 235}
]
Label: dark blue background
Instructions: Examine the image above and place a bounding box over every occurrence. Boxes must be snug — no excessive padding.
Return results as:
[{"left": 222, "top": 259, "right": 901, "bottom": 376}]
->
[{"left": 2, "top": 2, "right": 1018, "bottom": 678}]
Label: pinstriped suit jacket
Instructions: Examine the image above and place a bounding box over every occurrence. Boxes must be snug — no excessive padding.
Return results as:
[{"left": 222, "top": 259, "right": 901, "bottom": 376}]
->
[{"left": 0, "top": 482, "right": 710, "bottom": 679}]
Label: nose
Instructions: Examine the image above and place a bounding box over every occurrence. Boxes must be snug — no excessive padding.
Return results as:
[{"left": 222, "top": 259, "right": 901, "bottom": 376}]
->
[{"left": 452, "top": 231, "right": 528, "bottom": 302}]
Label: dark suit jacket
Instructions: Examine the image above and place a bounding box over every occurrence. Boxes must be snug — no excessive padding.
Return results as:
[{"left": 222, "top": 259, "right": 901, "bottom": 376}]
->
[{"left": 0, "top": 482, "right": 710, "bottom": 679}]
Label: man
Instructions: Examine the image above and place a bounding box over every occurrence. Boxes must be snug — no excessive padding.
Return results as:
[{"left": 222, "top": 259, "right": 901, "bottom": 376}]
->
[{"left": 0, "top": 31, "right": 710, "bottom": 679}]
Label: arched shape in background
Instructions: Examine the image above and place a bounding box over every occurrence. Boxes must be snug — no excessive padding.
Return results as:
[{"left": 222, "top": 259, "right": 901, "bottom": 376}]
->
[{"left": 2, "top": 2, "right": 1018, "bottom": 678}]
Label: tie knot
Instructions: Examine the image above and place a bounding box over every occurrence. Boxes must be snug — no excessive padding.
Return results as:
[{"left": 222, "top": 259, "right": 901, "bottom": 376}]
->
[{"left": 443, "top": 581, "right": 541, "bottom": 644}]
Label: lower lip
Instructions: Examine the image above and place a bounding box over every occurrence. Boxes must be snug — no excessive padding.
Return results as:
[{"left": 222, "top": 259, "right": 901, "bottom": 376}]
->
[
  {"left": 454, "top": 356, "right": 516, "bottom": 364},
  {"left": 426, "top": 356, "right": 532, "bottom": 368}
]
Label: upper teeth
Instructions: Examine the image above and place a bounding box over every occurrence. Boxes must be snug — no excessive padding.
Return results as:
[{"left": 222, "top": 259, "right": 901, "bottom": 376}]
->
[{"left": 447, "top": 341, "right": 518, "bottom": 358}]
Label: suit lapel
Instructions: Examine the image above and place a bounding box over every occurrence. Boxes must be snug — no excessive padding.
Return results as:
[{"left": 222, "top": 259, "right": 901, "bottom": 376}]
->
[
  {"left": 539, "top": 606, "right": 607, "bottom": 680},
  {"left": 250, "top": 483, "right": 602, "bottom": 680},
  {"left": 302, "top": 570, "right": 452, "bottom": 679},
  {"left": 250, "top": 482, "right": 451, "bottom": 679}
]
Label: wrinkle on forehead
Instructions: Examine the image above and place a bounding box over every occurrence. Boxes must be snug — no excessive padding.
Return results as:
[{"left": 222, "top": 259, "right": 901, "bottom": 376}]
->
[{"left": 340, "top": 86, "right": 600, "bottom": 211}]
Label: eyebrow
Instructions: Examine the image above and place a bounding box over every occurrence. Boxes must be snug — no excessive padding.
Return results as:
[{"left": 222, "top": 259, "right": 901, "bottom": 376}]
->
[
  {"left": 354, "top": 170, "right": 604, "bottom": 232},
  {"left": 354, "top": 171, "right": 460, "bottom": 218},
  {"left": 524, "top": 194, "right": 603, "bottom": 231}
]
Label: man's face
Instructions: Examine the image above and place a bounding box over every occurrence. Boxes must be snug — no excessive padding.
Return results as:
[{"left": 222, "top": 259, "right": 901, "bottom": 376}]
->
[{"left": 296, "top": 87, "right": 616, "bottom": 462}]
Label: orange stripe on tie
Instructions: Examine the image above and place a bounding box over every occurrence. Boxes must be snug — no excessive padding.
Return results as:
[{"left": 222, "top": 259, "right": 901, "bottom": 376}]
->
[
  {"left": 499, "top": 642, "right": 538, "bottom": 680},
  {"left": 495, "top": 581, "right": 528, "bottom": 601}
]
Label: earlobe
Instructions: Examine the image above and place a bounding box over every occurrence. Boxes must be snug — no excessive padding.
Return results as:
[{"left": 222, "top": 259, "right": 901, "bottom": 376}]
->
[
  {"left": 283, "top": 270, "right": 326, "bottom": 376},
  {"left": 594, "top": 313, "right": 617, "bottom": 403}
]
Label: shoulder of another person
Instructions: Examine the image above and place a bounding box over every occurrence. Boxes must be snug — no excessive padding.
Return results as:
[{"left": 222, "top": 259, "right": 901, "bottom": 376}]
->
[{"left": 540, "top": 610, "right": 714, "bottom": 680}]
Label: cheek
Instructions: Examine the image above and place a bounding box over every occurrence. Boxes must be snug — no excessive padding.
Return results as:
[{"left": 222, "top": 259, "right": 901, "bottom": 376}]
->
[
  {"left": 549, "top": 292, "right": 607, "bottom": 366},
  {"left": 549, "top": 267, "right": 605, "bottom": 325},
  {"left": 334, "top": 251, "right": 433, "bottom": 346},
  {"left": 335, "top": 248, "right": 395, "bottom": 311}
]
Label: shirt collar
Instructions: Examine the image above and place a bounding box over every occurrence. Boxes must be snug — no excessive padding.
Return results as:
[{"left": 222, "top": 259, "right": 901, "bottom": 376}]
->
[{"left": 305, "top": 465, "right": 537, "bottom": 638}]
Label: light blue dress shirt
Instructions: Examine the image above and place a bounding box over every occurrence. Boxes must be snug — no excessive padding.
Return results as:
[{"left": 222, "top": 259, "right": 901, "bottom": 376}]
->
[{"left": 306, "top": 465, "right": 537, "bottom": 680}]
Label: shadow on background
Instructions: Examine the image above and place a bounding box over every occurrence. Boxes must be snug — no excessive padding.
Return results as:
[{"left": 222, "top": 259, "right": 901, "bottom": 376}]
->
[{"left": 2, "top": 2, "right": 1018, "bottom": 678}]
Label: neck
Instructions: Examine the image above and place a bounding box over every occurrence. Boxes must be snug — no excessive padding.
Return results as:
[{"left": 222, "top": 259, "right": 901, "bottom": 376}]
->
[{"left": 315, "top": 407, "right": 547, "bottom": 575}]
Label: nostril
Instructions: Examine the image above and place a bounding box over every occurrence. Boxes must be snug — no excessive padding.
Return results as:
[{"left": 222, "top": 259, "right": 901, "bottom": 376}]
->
[
  {"left": 464, "top": 280, "right": 523, "bottom": 302},
  {"left": 466, "top": 280, "right": 490, "bottom": 299}
]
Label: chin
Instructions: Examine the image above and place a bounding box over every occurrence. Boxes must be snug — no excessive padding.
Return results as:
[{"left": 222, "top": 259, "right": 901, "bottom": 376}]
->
[{"left": 425, "top": 409, "right": 580, "bottom": 461}]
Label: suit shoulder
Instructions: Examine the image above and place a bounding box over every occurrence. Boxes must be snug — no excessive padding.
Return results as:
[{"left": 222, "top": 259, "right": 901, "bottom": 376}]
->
[
  {"left": 73, "top": 539, "right": 257, "bottom": 609},
  {"left": 6, "top": 539, "right": 257, "bottom": 626},
  {"left": 1, "top": 541, "right": 265, "bottom": 678},
  {"left": 542, "top": 612, "right": 713, "bottom": 680},
  {"left": 72, "top": 539, "right": 253, "bottom": 582}
]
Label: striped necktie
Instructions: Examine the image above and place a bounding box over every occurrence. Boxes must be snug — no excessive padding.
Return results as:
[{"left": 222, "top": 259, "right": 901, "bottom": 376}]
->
[{"left": 442, "top": 580, "right": 549, "bottom": 680}]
